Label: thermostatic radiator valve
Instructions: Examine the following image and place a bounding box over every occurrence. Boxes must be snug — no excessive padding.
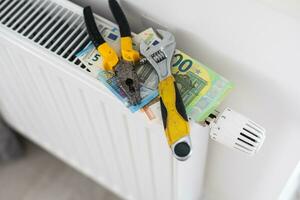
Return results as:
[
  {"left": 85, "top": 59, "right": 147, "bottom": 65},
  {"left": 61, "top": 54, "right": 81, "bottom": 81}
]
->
[{"left": 206, "top": 108, "right": 266, "bottom": 155}]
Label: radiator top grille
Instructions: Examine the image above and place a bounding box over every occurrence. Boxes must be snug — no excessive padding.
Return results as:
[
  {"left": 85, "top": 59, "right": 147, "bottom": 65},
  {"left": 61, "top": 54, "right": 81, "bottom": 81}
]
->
[{"left": 0, "top": 0, "right": 91, "bottom": 72}]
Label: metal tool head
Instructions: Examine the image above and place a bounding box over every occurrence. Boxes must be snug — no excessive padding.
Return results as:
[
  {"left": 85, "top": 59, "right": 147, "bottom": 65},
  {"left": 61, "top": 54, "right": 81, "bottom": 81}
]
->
[
  {"left": 140, "top": 29, "right": 176, "bottom": 81},
  {"left": 115, "top": 60, "right": 141, "bottom": 105}
]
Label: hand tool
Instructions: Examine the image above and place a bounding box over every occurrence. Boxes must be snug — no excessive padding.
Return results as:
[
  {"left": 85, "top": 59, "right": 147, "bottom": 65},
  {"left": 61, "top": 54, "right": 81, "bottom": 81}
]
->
[
  {"left": 83, "top": 0, "right": 141, "bottom": 105},
  {"left": 140, "top": 30, "right": 192, "bottom": 161}
]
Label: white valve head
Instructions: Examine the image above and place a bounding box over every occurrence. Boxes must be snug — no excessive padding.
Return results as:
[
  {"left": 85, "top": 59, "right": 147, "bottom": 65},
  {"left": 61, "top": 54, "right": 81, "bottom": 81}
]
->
[{"left": 209, "top": 108, "right": 266, "bottom": 155}]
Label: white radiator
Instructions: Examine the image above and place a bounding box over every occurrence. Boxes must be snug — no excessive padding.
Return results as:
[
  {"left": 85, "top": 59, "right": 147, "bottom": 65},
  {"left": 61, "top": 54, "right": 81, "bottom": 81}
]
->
[{"left": 0, "top": 0, "right": 209, "bottom": 199}]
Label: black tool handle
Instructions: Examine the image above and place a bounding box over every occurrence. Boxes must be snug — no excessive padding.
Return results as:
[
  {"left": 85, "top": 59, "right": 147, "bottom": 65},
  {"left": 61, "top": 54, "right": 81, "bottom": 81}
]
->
[
  {"left": 109, "top": 0, "right": 131, "bottom": 37},
  {"left": 83, "top": 6, "right": 106, "bottom": 48},
  {"left": 160, "top": 82, "right": 189, "bottom": 129}
]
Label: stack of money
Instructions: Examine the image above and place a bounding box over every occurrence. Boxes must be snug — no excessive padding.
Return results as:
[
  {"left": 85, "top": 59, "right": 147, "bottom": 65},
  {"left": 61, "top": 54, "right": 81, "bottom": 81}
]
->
[{"left": 76, "top": 25, "right": 233, "bottom": 123}]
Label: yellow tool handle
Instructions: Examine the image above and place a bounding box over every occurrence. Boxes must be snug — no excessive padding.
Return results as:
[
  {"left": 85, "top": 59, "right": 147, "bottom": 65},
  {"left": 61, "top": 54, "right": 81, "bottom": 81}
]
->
[
  {"left": 83, "top": 6, "right": 119, "bottom": 71},
  {"left": 109, "top": 0, "right": 140, "bottom": 63},
  {"left": 97, "top": 43, "right": 119, "bottom": 71},
  {"left": 158, "top": 76, "right": 190, "bottom": 146},
  {"left": 96, "top": 37, "right": 140, "bottom": 70},
  {"left": 120, "top": 37, "right": 140, "bottom": 63}
]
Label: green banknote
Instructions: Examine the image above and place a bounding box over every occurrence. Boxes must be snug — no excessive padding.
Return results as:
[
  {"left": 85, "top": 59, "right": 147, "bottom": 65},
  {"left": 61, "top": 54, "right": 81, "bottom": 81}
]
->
[
  {"left": 171, "top": 50, "right": 233, "bottom": 122},
  {"left": 139, "top": 28, "right": 233, "bottom": 122}
]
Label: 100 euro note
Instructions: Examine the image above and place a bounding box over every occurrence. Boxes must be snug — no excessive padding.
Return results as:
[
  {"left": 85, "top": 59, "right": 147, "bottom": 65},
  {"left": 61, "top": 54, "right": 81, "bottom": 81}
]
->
[
  {"left": 76, "top": 25, "right": 158, "bottom": 112},
  {"left": 139, "top": 29, "right": 234, "bottom": 123}
]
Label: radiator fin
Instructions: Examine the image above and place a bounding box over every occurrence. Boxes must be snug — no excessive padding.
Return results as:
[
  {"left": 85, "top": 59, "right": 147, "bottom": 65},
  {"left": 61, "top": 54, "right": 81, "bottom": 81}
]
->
[{"left": 0, "top": 0, "right": 90, "bottom": 72}]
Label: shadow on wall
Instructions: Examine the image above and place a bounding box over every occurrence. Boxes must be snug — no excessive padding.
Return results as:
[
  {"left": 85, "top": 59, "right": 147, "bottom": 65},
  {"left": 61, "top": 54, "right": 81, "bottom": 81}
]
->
[{"left": 0, "top": 117, "right": 23, "bottom": 161}]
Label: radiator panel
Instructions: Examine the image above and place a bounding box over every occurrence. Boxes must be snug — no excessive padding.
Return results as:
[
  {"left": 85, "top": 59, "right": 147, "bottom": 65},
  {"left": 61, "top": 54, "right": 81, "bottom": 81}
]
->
[{"left": 0, "top": 1, "right": 209, "bottom": 199}]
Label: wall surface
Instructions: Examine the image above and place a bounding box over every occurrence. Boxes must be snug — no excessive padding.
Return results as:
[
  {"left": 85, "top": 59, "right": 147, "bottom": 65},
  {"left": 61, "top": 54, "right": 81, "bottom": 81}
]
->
[{"left": 69, "top": 0, "right": 300, "bottom": 199}]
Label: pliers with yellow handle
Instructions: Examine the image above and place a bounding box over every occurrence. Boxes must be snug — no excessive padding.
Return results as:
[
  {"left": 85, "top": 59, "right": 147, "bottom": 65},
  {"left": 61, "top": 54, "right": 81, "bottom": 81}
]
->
[
  {"left": 140, "top": 30, "right": 192, "bottom": 161},
  {"left": 83, "top": 0, "right": 141, "bottom": 105}
]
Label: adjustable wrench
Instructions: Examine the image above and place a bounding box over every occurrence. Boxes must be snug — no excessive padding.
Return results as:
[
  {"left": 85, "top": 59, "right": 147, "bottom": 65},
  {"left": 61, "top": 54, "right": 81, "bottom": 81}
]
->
[{"left": 140, "top": 30, "right": 192, "bottom": 161}]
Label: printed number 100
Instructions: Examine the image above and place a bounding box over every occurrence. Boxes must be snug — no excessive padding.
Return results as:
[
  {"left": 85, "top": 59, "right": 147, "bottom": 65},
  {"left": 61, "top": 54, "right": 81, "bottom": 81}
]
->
[{"left": 172, "top": 54, "right": 193, "bottom": 72}]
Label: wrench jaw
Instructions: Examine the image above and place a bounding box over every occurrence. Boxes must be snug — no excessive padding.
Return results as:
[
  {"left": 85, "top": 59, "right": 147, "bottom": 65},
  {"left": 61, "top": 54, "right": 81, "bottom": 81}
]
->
[
  {"left": 139, "top": 29, "right": 176, "bottom": 81},
  {"left": 155, "top": 29, "right": 176, "bottom": 57}
]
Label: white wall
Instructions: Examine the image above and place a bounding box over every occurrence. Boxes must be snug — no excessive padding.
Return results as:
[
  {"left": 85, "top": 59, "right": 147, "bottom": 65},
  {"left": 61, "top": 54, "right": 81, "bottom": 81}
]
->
[{"left": 69, "top": 0, "right": 300, "bottom": 199}]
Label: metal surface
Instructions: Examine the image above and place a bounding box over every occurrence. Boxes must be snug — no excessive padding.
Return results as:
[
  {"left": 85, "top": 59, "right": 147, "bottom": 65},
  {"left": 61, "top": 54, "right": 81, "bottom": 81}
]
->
[
  {"left": 140, "top": 29, "right": 176, "bottom": 81},
  {"left": 115, "top": 60, "right": 141, "bottom": 105}
]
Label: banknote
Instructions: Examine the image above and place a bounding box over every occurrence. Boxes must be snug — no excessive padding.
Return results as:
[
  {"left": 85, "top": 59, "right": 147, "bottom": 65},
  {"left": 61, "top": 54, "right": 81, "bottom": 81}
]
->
[
  {"left": 139, "top": 28, "right": 234, "bottom": 122},
  {"left": 76, "top": 26, "right": 158, "bottom": 112}
]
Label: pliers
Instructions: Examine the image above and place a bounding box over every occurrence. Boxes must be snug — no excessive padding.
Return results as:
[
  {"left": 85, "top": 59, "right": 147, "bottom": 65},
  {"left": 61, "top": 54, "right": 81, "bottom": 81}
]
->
[{"left": 83, "top": 0, "right": 141, "bottom": 105}]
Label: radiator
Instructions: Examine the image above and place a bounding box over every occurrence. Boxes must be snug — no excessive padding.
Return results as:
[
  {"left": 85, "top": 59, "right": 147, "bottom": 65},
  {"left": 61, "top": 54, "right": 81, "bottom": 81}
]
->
[{"left": 0, "top": 0, "right": 209, "bottom": 199}]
